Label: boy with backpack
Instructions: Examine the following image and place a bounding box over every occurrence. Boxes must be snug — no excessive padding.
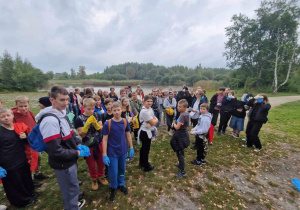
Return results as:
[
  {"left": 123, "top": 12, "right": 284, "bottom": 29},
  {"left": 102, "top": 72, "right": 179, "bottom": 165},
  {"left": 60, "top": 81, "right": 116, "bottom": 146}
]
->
[
  {"left": 101, "top": 98, "right": 114, "bottom": 124},
  {"left": 74, "top": 98, "right": 109, "bottom": 190},
  {"left": 102, "top": 101, "right": 134, "bottom": 201},
  {"left": 170, "top": 99, "right": 190, "bottom": 178}
]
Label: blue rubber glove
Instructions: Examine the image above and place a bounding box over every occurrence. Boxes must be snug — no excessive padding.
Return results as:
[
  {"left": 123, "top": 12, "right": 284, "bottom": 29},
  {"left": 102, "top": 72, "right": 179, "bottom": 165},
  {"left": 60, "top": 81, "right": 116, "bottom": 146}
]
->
[
  {"left": 200, "top": 97, "right": 205, "bottom": 100},
  {"left": 292, "top": 178, "right": 300, "bottom": 192},
  {"left": 103, "top": 156, "right": 110, "bottom": 166},
  {"left": 0, "top": 167, "right": 7, "bottom": 178},
  {"left": 78, "top": 148, "right": 91, "bottom": 157},
  {"left": 129, "top": 148, "right": 134, "bottom": 158},
  {"left": 78, "top": 145, "right": 90, "bottom": 154},
  {"left": 257, "top": 98, "right": 263, "bottom": 103},
  {"left": 227, "top": 96, "right": 231, "bottom": 101}
]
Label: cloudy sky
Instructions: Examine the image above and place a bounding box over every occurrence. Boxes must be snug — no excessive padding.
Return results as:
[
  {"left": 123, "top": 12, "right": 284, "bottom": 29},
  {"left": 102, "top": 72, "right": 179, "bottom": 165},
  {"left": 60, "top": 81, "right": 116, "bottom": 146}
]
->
[{"left": 0, "top": 0, "right": 262, "bottom": 74}]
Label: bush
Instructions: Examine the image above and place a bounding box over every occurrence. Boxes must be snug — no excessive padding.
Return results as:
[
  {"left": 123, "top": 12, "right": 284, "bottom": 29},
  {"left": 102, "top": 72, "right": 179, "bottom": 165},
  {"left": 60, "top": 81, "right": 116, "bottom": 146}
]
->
[
  {"left": 194, "top": 80, "right": 221, "bottom": 91},
  {"left": 154, "top": 75, "right": 163, "bottom": 83}
]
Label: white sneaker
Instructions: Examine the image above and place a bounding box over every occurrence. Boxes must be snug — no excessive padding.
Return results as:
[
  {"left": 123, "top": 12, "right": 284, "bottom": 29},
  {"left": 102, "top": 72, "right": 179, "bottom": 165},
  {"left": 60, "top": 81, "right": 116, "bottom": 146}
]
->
[
  {"left": 254, "top": 148, "right": 262, "bottom": 152},
  {"left": 0, "top": 205, "right": 7, "bottom": 210},
  {"left": 168, "top": 131, "right": 172, "bottom": 135},
  {"left": 78, "top": 199, "right": 86, "bottom": 208},
  {"left": 152, "top": 137, "right": 156, "bottom": 142}
]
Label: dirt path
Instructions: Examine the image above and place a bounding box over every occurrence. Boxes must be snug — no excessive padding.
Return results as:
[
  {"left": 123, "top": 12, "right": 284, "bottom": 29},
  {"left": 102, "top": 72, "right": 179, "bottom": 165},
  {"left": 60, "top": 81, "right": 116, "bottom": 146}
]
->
[{"left": 269, "top": 95, "right": 300, "bottom": 107}]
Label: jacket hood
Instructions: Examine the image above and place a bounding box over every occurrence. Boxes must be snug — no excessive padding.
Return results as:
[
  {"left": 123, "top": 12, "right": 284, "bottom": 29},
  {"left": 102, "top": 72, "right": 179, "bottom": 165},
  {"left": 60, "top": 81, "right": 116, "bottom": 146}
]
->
[
  {"left": 35, "top": 106, "right": 66, "bottom": 121},
  {"left": 200, "top": 112, "right": 212, "bottom": 120}
]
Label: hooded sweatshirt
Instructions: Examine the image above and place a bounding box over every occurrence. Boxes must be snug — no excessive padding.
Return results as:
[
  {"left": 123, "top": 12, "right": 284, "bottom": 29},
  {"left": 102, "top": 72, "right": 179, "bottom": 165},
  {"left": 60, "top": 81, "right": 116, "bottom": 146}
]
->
[
  {"left": 163, "top": 94, "right": 176, "bottom": 109},
  {"left": 193, "top": 112, "right": 212, "bottom": 139},
  {"left": 36, "top": 106, "right": 80, "bottom": 170}
]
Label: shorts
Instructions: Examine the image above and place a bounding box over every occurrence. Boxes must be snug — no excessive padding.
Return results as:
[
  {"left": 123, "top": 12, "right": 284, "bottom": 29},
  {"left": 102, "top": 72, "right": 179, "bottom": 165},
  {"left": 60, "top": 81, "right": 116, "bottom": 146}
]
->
[{"left": 229, "top": 116, "right": 244, "bottom": 131}]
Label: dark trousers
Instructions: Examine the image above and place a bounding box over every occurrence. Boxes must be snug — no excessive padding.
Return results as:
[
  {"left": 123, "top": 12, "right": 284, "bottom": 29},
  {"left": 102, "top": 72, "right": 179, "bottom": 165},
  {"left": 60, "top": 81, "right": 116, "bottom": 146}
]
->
[
  {"left": 2, "top": 163, "right": 34, "bottom": 208},
  {"left": 211, "top": 109, "right": 219, "bottom": 126},
  {"left": 191, "top": 119, "right": 198, "bottom": 127},
  {"left": 176, "top": 149, "right": 185, "bottom": 171},
  {"left": 196, "top": 135, "right": 208, "bottom": 161},
  {"left": 139, "top": 130, "right": 152, "bottom": 167},
  {"left": 246, "top": 121, "right": 263, "bottom": 149},
  {"left": 218, "top": 110, "right": 232, "bottom": 132},
  {"left": 166, "top": 114, "right": 174, "bottom": 131}
]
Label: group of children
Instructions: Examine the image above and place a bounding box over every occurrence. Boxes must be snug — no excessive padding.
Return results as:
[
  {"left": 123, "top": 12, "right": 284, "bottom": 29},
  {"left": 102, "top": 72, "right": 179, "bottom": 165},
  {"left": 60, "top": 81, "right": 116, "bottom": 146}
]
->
[{"left": 0, "top": 84, "right": 271, "bottom": 209}]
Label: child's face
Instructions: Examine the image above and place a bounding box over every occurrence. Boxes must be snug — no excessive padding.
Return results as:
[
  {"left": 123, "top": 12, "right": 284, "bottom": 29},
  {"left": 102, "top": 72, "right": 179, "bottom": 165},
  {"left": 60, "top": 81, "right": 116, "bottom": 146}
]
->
[
  {"left": 84, "top": 105, "right": 95, "bottom": 116},
  {"left": 16, "top": 101, "right": 30, "bottom": 114},
  {"left": 112, "top": 106, "right": 121, "bottom": 118},
  {"left": 200, "top": 107, "right": 208, "bottom": 115},
  {"left": 120, "top": 92, "right": 126, "bottom": 98},
  {"left": 39, "top": 103, "right": 46, "bottom": 109},
  {"left": 177, "top": 104, "right": 187, "bottom": 113},
  {"left": 0, "top": 111, "right": 14, "bottom": 125},
  {"left": 95, "top": 99, "right": 101, "bottom": 106},
  {"left": 105, "top": 102, "right": 112, "bottom": 111},
  {"left": 132, "top": 93, "right": 137, "bottom": 100},
  {"left": 123, "top": 99, "right": 129, "bottom": 107},
  {"left": 144, "top": 99, "right": 153, "bottom": 109}
]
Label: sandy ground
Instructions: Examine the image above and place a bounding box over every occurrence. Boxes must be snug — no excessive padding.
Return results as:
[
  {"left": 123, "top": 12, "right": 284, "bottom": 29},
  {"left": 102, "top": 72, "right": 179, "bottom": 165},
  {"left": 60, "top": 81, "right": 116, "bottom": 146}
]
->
[{"left": 269, "top": 95, "right": 300, "bottom": 107}]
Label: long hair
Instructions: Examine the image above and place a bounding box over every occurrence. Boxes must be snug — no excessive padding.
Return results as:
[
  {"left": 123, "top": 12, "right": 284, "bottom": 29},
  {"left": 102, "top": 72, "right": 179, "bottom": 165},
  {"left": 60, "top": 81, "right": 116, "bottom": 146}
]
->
[{"left": 121, "top": 97, "right": 131, "bottom": 112}]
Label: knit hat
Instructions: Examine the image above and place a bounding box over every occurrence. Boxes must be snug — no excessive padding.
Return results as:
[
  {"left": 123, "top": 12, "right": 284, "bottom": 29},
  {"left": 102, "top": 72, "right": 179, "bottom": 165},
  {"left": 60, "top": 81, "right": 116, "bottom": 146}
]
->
[{"left": 38, "top": 97, "right": 52, "bottom": 107}]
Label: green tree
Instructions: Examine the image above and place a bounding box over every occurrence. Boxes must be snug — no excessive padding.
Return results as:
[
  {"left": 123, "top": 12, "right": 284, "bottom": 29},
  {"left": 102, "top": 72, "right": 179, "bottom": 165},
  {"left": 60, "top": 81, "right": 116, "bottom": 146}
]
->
[
  {"left": 202, "top": 70, "right": 214, "bottom": 80},
  {"left": 70, "top": 68, "right": 76, "bottom": 79},
  {"left": 46, "top": 71, "right": 54, "bottom": 80},
  {"left": 77, "top": 66, "right": 87, "bottom": 79},
  {"left": 224, "top": 0, "right": 300, "bottom": 93},
  {"left": 125, "top": 66, "right": 136, "bottom": 79}
]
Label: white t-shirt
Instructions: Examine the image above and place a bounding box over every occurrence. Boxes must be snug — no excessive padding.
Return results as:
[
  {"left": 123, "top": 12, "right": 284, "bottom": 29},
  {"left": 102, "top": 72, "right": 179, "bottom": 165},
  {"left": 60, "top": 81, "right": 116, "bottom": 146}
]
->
[{"left": 137, "top": 106, "right": 155, "bottom": 144}]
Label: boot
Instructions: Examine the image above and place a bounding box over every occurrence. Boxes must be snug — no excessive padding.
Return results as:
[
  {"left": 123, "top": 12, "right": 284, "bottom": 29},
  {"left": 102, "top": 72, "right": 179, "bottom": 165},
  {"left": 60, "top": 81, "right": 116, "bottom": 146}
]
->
[
  {"left": 109, "top": 188, "right": 117, "bottom": 201},
  {"left": 91, "top": 178, "right": 98, "bottom": 191},
  {"left": 98, "top": 175, "right": 109, "bottom": 186}
]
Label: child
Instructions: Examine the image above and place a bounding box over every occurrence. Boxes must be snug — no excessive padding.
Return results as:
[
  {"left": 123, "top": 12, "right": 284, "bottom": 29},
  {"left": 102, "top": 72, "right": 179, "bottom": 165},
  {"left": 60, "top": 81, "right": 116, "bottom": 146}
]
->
[
  {"left": 94, "top": 95, "right": 106, "bottom": 114},
  {"left": 102, "top": 102, "right": 134, "bottom": 201},
  {"left": 109, "top": 87, "right": 118, "bottom": 101},
  {"left": 0, "top": 108, "right": 37, "bottom": 208},
  {"left": 217, "top": 90, "right": 236, "bottom": 135},
  {"left": 163, "top": 91, "right": 176, "bottom": 135},
  {"left": 209, "top": 88, "right": 225, "bottom": 127},
  {"left": 190, "top": 103, "right": 212, "bottom": 166},
  {"left": 130, "top": 92, "right": 143, "bottom": 116},
  {"left": 243, "top": 94, "right": 271, "bottom": 152},
  {"left": 11, "top": 96, "right": 47, "bottom": 185},
  {"left": 121, "top": 97, "right": 134, "bottom": 123},
  {"left": 138, "top": 95, "right": 158, "bottom": 172},
  {"left": 118, "top": 89, "right": 127, "bottom": 101},
  {"left": 74, "top": 98, "right": 109, "bottom": 190},
  {"left": 230, "top": 96, "right": 246, "bottom": 138},
  {"left": 170, "top": 99, "right": 190, "bottom": 178},
  {"left": 102, "top": 98, "right": 114, "bottom": 124},
  {"left": 190, "top": 90, "right": 207, "bottom": 127}
]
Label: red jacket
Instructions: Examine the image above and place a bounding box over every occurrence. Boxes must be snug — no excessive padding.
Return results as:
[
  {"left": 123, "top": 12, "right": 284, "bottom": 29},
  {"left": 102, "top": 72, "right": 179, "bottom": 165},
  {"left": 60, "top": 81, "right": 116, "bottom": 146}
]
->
[{"left": 12, "top": 107, "right": 36, "bottom": 129}]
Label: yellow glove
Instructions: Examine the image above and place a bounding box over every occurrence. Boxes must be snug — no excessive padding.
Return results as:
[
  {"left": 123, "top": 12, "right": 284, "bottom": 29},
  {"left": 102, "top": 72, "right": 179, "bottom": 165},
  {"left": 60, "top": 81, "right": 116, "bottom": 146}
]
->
[
  {"left": 82, "top": 115, "right": 97, "bottom": 133},
  {"left": 92, "top": 121, "right": 101, "bottom": 130}
]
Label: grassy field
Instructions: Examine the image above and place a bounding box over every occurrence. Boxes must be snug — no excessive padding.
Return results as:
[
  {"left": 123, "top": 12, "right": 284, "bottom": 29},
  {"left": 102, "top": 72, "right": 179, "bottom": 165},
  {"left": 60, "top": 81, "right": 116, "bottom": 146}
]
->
[{"left": 0, "top": 93, "right": 300, "bottom": 209}]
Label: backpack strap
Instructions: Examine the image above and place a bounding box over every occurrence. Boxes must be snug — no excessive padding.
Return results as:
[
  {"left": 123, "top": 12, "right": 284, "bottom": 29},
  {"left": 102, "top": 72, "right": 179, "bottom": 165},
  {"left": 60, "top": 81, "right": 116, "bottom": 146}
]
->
[
  {"left": 39, "top": 113, "right": 64, "bottom": 137},
  {"left": 108, "top": 118, "right": 127, "bottom": 135}
]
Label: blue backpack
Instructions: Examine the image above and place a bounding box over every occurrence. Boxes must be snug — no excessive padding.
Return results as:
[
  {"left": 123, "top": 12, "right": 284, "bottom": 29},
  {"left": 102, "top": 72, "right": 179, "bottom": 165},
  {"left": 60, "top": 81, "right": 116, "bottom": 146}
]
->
[{"left": 28, "top": 113, "right": 62, "bottom": 152}]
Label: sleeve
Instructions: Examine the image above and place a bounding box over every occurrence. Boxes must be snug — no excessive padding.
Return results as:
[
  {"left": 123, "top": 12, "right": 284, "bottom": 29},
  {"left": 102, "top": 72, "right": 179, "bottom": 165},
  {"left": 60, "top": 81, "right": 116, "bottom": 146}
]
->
[
  {"left": 171, "top": 98, "right": 177, "bottom": 108},
  {"left": 194, "top": 118, "right": 211, "bottom": 135},
  {"left": 125, "top": 119, "right": 131, "bottom": 132},
  {"left": 178, "top": 114, "right": 185, "bottom": 125},
  {"left": 140, "top": 110, "right": 153, "bottom": 123},
  {"left": 102, "top": 121, "right": 109, "bottom": 136},
  {"left": 261, "top": 103, "right": 271, "bottom": 111},
  {"left": 40, "top": 118, "right": 78, "bottom": 161},
  {"left": 163, "top": 99, "right": 168, "bottom": 108},
  {"left": 74, "top": 117, "right": 84, "bottom": 129}
]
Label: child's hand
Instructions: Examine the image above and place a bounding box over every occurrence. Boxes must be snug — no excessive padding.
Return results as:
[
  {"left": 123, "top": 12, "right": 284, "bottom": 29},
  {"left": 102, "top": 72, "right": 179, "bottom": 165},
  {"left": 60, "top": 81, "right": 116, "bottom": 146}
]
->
[
  {"left": 145, "top": 123, "right": 151, "bottom": 128},
  {"left": 19, "top": 132, "right": 27, "bottom": 139}
]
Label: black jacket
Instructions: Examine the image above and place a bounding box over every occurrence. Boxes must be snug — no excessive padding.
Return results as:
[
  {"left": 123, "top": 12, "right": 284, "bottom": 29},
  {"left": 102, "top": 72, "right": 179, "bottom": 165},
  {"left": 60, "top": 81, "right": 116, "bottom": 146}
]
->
[
  {"left": 209, "top": 93, "right": 218, "bottom": 113},
  {"left": 232, "top": 100, "right": 246, "bottom": 118},
  {"left": 221, "top": 96, "right": 236, "bottom": 113},
  {"left": 248, "top": 102, "right": 271, "bottom": 123},
  {"left": 170, "top": 129, "right": 190, "bottom": 152}
]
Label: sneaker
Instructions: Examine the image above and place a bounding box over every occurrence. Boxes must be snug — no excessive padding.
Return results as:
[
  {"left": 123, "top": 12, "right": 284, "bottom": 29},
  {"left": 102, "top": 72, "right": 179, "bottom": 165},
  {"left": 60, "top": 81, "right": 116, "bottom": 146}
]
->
[
  {"left": 26, "top": 196, "right": 37, "bottom": 207},
  {"left": 242, "top": 138, "right": 247, "bottom": 141},
  {"left": 33, "top": 179, "right": 42, "bottom": 188},
  {"left": 0, "top": 205, "right": 7, "bottom": 210},
  {"left": 91, "top": 178, "right": 98, "bottom": 191},
  {"left": 78, "top": 199, "right": 86, "bottom": 208},
  {"left": 232, "top": 133, "right": 239, "bottom": 138},
  {"left": 34, "top": 173, "right": 49, "bottom": 180},
  {"left": 98, "top": 176, "right": 109, "bottom": 186},
  {"left": 208, "top": 142, "right": 213, "bottom": 146},
  {"left": 143, "top": 164, "right": 155, "bottom": 172},
  {"left": 216, "top": 131, "right": 221, "bottom": 135},
  {"left": 190, "top": 145, "right": 198, "bottom": 150},
  {"left": 152, "top": 137, "right": 156, "bottom": 142},
  {"left": 126, "top": 157, "right": 130, "bottom": 162},
  {"left": 174, "top": 163, "right": 180, "bottom": 168},
  {"left": 242, "top": 144, "right": 252, "bottom": 148},
  {"left": 191, "top": 160, "right": 202, "bottom": 166},
  {"left": 78, "top": 180, "right": 83, "bottom": 185},
  {"left": 129, "top": 157, "right": 134, "bottom": 162},
  {"left": 254, "top": 148, "right": 262, "bottom": 152},
  {"left": 175, "top": 170, "right": 186, "bottom": 178},
  {"left": 168, "top": 131, "right": 172, "bottom": 135},
  {"left": 201, "top": 159, "right": 207, "bottom": 164},
  {"left": 118, "top": 185, "right": 128, "bottom": 195},
  {"left": 109, "top": 188, "right": 117, "bottom": 201},
  {"left": 221, "top": 131, "right": 226, "bottom": 135}
]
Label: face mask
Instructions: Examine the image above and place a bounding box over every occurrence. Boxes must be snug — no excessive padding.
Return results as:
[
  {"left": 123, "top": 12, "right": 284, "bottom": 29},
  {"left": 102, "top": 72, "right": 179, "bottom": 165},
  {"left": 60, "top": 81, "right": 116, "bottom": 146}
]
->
[{"left": 257, "top": 98, "right": 263, "bottom": 103}]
